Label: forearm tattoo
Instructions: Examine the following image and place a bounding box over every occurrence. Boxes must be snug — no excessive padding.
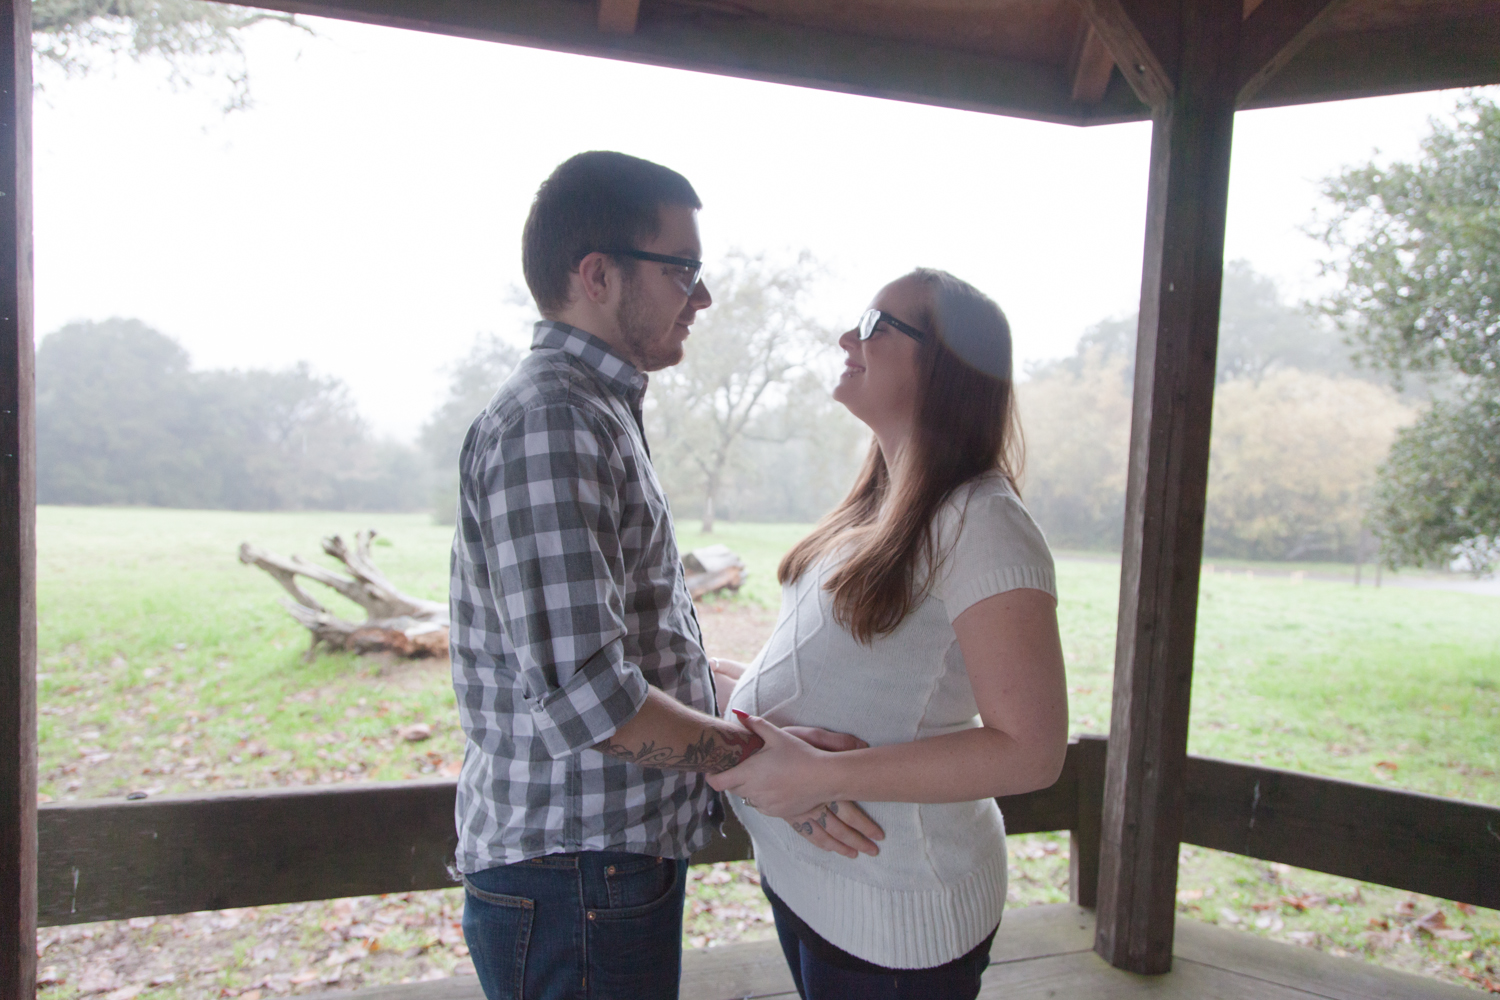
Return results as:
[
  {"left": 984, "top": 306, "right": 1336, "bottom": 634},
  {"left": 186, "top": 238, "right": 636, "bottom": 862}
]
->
[{"left": 601, "top": 726, "right": 764, "bottom": 774}]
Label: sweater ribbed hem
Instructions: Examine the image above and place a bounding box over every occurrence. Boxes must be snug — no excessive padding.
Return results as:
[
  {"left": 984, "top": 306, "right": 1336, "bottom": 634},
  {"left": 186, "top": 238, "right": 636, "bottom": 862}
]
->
[{"left": 757, "top": 848, "right": 1008, "bottom": 970}]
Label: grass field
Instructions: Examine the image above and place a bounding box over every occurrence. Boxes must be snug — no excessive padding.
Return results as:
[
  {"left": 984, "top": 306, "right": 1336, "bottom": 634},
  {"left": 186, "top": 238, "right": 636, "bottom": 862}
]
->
[{"left": 31, "top": 507, "right": 1500, "bottom": 995}]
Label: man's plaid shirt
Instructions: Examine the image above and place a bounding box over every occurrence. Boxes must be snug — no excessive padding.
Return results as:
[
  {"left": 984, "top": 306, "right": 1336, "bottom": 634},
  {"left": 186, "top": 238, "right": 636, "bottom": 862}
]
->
[{"left": 449, "top": 321, "right": 718, "bottom": 873}]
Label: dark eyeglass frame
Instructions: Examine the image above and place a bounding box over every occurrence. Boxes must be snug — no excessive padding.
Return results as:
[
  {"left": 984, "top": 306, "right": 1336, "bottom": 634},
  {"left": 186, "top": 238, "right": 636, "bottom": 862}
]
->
[
  {"left": 597, "top": 248, "right": 705, "bottom": 291},
  {"left": 859, "top": 308, "right": 927, "bottom": 342}
]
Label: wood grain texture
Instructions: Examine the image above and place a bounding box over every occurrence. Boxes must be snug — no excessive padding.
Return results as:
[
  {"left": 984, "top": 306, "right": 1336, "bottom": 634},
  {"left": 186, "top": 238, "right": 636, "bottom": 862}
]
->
[
  {"left": 1237, "top": 0, "right": 1349, "bottom": 104},
  {"left": 33, "top": 743, "right": 1095, "bottom": 926},
  {"left": 1069, "top": 735, "right": 1107, "bottom": 908},
  {"left": 1072, "top": 0, "right": 1177, "bottom": 107},
  {"left": 1068, "top": 24, "right": 1118, "bottom": 104},
  {"left": 1173, "top": 915, "right": 1478, "bottom": 1000},
  {"left": 0, "top": 0, "right": 34, "bottom": 992},
  {"left": 1244, "top": 13, "right": 1500, "bottom": 111},
  {"left": 1094, "top": 0, "right": 1241, "bottom": 975},
  {"left": 1183, "top": 756, "right": 1500, "bottom": 910}
]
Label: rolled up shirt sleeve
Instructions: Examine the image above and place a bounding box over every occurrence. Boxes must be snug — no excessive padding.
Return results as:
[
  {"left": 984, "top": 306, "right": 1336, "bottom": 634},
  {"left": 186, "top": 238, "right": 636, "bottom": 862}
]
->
[{"left": 470, "top": 400, "right": 651, "bottom": 759}]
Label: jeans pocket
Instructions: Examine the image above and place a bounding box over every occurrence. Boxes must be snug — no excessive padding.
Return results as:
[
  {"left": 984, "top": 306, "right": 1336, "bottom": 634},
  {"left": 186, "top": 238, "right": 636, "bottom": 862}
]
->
[
  {"left": 603, "top": 855, "right": 672, "bottom": 910},
  {"left": 587, "top": 860, "right": 686, "bottom": 1000},
  {"left": 462, "top": 876, "right": 535, "bottom": 1000}
]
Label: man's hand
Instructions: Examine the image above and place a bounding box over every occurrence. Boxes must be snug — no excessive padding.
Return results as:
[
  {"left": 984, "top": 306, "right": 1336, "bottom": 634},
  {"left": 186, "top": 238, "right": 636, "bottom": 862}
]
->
[{"left": 783, "top": 800, "right": 883, "bottom": 858}]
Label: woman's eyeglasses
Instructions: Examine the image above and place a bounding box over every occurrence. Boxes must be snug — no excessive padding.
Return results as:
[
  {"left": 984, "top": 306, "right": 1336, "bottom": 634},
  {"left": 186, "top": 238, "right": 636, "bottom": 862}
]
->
[
  {"left": 859, "top": 308, "right": 927, "bottom": 342},
  {"left": 598, "top": 248, "right": 704, "bottom": 293}
]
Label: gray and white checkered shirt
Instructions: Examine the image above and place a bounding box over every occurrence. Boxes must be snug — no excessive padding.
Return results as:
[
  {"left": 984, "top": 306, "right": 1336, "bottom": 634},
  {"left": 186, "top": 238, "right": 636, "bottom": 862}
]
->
[{"left": 450, "top": 321, "right": 717, "bottom": 873}]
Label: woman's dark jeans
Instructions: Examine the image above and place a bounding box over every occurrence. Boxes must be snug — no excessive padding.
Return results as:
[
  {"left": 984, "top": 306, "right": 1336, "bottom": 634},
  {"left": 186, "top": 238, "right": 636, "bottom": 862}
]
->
[
  {"left": 767, "top": 881, "right": 993, "bottom": 1000},
  {"left": 461, "top": 850, "right": 688, "bottom": 1000}
]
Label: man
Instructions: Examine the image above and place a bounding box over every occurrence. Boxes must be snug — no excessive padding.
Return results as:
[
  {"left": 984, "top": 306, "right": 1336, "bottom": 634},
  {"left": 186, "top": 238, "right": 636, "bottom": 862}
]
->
[{"left": 450, "top": 152, "right": 877, "bottom": 1000}]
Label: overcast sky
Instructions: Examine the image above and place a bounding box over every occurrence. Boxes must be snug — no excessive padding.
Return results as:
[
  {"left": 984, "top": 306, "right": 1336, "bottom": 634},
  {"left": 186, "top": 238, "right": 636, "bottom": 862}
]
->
[{"left": 33, "top": 17, "right": 1492, "bottom": 440}]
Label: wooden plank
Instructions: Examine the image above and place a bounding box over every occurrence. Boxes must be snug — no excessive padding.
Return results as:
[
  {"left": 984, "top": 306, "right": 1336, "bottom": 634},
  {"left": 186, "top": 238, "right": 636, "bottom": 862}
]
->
[
  {"left": 1245, "top": 14, "right": 1500, "bottom": 111},
  {"left": 989, "top": 903, "right": 1096, "bottom": 965},
  {"left": 1094, "top": 0, "right": 1241, "bottom": 975},
  {"left": 1182, "top": 756, "right": 1500, "bottom": 910},
  {"left": 596, "top": 0, "right": 639, "bottom": 35},
  {"left": 1174, "top": 916, "right": 1478, "bottom": 1000},
  {"left": 682, "top": 937, "right": 795, "bottom": 999},
  {"left": 234, "top": 0, "right": 1150, "bottom": 128},
  {"left": 37, "top": 781, "right": 462, "bottom": 926},
  {"left": 0, "top": 0, "right": 33, "bottom": 992},
  {"left": 34, "top": 742, "right": 1092, "bottom": 926},
  {"left": 1072, "top": 0, "right": 1177, "bottom": 108},
  {"left": 1236, "top": 0, "right": 1350, "bottom": 105},
  {"left": 1068, "top": 735, "right": 1107, "bottom": 908},
  {"left": 977, "top": 948, "right": 1326, "bottom": 998},
  {"left": 1068, "top": 24, "right": 1118, "bottom": 104}
]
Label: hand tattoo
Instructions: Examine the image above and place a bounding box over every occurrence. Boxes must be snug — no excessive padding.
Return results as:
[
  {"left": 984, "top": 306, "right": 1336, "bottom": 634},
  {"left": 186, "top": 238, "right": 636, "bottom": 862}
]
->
[
  {"left": 601, "top": 726, "right": 764, "bottom": 774},
  {"left": 792, "top": 804, "right": 835, "bottom": 839}
]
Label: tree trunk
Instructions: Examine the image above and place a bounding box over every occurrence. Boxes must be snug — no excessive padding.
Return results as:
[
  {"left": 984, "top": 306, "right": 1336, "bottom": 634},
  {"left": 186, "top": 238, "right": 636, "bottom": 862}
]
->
[
  {"left": 239, "top": 529, "right": 449, "bottom": 661},
  {"left": 701, "top": 494, "right": 715, "bottom": 534}
]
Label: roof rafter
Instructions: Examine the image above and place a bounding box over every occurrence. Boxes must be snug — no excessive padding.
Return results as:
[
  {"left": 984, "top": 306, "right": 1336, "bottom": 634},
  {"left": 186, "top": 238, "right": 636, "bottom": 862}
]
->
[
  {"left": 1237, "top": 0, "right": 1351, "bottom": 105},
  {"left": 1073, "top": 0, "right": 1178, "bottom": 108}
]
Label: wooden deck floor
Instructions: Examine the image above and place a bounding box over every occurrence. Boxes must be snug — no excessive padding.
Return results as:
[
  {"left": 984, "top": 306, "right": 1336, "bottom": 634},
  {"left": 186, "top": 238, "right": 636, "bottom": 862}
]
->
[{"left": 346, "top": 904, "right": 1471, "bottom": 999}]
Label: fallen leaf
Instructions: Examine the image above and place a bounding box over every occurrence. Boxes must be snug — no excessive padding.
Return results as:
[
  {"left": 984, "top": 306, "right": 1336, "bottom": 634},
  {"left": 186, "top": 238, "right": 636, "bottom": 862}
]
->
[
  {"left": 1372, "top": 760, "right": 1398, "bottom": 775},
  {"left": 1458, "top": 902, "right": 1478, "bottom": 916},
  {"left": 35, "top": 966, "right": 62, "bottom": 986},
  {"left": 289, "top": 970, "right": 320, "bottom": 985},
  {"left": 1434, "top": 929, "right": 1474, "bottom": 941},
  {"left": 103, "top": 987, "right": 143, "bottom": 1000},
  {"left": 1413, "top": 908, "right": 1449, "bottom": 934},
  {"left": 399, "top": 723, "right": 432, "bottom": 742}
]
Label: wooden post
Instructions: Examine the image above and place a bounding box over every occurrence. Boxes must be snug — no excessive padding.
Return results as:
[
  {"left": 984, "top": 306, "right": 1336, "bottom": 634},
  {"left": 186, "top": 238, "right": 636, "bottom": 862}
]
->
[
  {"left": 1069, "top": 735, "right": 1107, "bottom": 908},
  {"left": 0, "top": 0, "right": 33, "bottom": 993},
  {"left": 1092, "top": 0, "right": 1241, "bottom": 975}
]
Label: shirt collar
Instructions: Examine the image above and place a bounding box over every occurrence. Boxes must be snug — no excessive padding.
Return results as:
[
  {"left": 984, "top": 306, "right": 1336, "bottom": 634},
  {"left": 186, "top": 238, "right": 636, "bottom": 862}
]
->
[{"left": 531, "top": 321, "right": 648, "bottom": 401}]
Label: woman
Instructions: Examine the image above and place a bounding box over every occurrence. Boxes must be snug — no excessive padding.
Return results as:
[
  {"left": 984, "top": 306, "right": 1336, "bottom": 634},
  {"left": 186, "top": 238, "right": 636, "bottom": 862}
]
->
[{"left": 707, "top": 268, "right": 1068, "bottom": 1000}]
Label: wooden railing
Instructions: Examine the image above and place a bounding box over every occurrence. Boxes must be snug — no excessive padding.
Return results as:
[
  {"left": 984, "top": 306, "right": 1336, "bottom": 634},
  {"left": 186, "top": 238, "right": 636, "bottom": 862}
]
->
[{"left": 33, "top": 735, "right": 1498, "bottom": 927}]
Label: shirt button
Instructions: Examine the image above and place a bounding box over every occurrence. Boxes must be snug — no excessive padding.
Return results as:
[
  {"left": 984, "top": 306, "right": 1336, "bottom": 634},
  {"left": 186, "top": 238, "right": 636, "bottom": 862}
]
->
[
  {"left": 588, "top": 911, "right": 596, "bottom": 920},
  {"left": 606, "top": 865, "right": 616, "bottom": 875}
]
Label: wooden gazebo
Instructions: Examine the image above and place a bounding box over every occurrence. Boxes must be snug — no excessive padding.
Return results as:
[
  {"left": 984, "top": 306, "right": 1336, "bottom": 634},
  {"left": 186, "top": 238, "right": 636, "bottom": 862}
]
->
[{"left": 2, "top": 1, "right": 1498, "bottom": 997}]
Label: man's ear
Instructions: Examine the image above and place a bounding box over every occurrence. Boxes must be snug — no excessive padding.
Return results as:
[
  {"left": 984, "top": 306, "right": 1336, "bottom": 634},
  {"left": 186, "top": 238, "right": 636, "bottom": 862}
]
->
[{"left": 576, "top": 252, "right": 617, "bottom": 306}]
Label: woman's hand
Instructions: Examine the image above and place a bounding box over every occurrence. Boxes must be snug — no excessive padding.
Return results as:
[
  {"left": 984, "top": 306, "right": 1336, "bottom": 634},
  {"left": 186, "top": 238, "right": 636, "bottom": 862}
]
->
[
  {"left": 708, "top": 711, "right": 843, "bottom": 818},
  {"left": 784, "top": 800, "right": 883, "bottom": 858}
]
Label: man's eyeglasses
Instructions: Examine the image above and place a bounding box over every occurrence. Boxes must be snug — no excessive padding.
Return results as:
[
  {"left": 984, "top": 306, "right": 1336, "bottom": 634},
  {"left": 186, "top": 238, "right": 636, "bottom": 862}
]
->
[
  {"left": 599, "top": 248, "right": 704, "bottom": 293},
  {"left": 859, "top": 308, "right": 927, "bottom": 342}
]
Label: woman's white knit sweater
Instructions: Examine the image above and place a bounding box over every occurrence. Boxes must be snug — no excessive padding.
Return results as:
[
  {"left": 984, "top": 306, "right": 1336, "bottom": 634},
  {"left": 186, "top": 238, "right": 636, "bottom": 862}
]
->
[{"left": 727, "top": 473, "right": 1056, "bottom": 970}]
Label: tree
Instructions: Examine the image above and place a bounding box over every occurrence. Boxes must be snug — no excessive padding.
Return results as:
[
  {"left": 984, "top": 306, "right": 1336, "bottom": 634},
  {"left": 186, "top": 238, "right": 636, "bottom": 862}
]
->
[
  {"left": 646, "top": 251, "right": 836, "bottom": 532},
  {"left": 33, "top": 0, "right": 305, "bottom": 110},
  {"left": 36, "top": 318, "right": 426, "bottom": 511},
  {"left": 1316, "top": 95, "right": 1500, "bottom": 572},
  {"left": 418, "top": 331, "right": 524, "bottom": 524},
  {"left": 1204, "top": 371, "right": 1412, "bottom": 560}
]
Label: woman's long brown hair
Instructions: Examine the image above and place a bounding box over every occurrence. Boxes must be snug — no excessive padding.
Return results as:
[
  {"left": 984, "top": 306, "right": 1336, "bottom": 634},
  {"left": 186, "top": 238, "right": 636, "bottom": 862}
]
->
[{"left": 777, "top": 268, "right": 1024, "bottom": 643}]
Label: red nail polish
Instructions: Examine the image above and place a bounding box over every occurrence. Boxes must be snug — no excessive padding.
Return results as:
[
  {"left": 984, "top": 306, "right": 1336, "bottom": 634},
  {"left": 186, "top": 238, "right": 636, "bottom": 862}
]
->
[{"left": 731, "top": 709, "right": 750, "bottom": 722}]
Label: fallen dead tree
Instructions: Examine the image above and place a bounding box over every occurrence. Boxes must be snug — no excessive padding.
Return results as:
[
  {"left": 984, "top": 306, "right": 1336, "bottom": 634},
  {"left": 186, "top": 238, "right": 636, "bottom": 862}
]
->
[
  {"left": 239, "top": 530, "right": 450, "bottom": 661},
  {"left": 683, "top": 545, "right": 747, "bottom": 599}
]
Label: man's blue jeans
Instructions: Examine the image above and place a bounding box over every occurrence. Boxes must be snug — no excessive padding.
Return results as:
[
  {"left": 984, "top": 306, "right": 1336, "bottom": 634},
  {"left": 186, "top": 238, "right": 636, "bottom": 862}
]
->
[{"left": 461, "top": 850, "right": 689, "bottom": 1000}]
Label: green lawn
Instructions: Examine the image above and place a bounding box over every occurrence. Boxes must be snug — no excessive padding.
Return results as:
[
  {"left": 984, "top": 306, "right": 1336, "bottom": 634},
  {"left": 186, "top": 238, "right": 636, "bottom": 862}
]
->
[{"left": 31, "top": 507, "right": 1500, "bottom": 994}]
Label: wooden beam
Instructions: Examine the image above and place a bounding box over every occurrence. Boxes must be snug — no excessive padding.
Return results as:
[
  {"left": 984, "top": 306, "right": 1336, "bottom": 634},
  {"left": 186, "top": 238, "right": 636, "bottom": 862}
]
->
[
  {"left": 596, "top": 0, "right": 639, "bottom": 36},
  {"left": 1072, "top": 0, "right": 1177, "bottom": 108},
  {"left": 1094, "top": 0, "right": 1241, "bottom": 975},
  {"left": 0, "top": 0, "right": 33, "bottom": 992},
  {"left": 234, "top": 0, "right": 1150, "bottom": 128},
  {"left": 35, "top": 748, "right": 1088, "bottom": 926},
  {"left": 1069, "top": 735, "right": 1107, "bottom": 908},
  {"left": 1068, "top": 25, "right": 1118, "bottom": 105},
  {"left": 1236, "top": 0, "right": 1348, "bottom": 106},
  {"left": 1183, "top": 757, "right": 1500, "bottom": 910},
  {"left": 1244, "top": 14, "right": 1500, "bottom": 112}
]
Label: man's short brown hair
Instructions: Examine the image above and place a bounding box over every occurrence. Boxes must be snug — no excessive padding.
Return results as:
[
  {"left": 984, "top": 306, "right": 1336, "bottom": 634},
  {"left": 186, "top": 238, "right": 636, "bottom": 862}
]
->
[{"left": 522, "top": 151, "right": 702, "bottom": 316}]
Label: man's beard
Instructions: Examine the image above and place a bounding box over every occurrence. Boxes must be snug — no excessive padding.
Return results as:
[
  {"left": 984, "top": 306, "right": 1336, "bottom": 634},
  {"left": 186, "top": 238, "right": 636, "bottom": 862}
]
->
[{"left": 617, "top": 273, "right": 684, "bottom": 372}]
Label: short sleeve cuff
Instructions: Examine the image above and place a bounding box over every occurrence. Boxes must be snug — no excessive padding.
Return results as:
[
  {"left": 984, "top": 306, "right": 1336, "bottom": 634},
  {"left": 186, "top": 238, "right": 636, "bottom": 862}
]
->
[
  {"left": 944, "top": 565, "right": 1057, "bottom": 622},
  {"left": 526, "top": 651, "right": 651, "bottom": 759}
]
